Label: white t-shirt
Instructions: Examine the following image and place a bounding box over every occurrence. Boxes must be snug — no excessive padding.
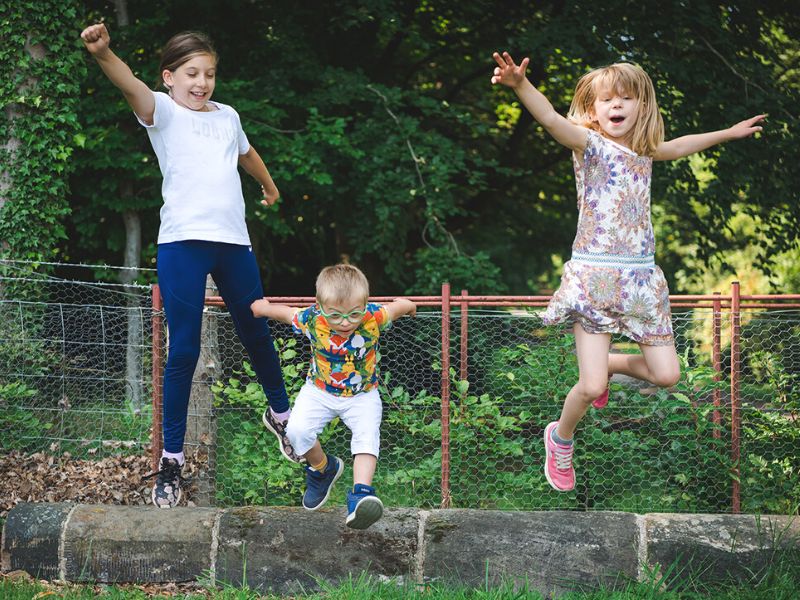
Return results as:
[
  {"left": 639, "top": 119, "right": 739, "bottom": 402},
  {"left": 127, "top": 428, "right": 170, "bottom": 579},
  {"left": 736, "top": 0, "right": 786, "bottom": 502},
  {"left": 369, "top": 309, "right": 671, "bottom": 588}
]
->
[{"left": 137, "top": 91, "right": 252, "bottom": 245}]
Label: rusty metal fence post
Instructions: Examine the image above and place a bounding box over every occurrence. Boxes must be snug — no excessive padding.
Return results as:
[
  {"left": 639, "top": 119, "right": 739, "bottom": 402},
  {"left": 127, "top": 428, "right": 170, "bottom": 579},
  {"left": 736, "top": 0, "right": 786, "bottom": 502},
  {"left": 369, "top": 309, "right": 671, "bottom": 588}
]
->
[
  {"left": 440, "top": 282, "right": 452, "bottom": 508},
  {"left": 460, "top": 289, "right": 469, "bottom": 384},
  {"left": 712, "top": 291, "right": 722, "bottom": 439},
  {"left": 730, "top": 281, "right": 741, "bottom": 513}
]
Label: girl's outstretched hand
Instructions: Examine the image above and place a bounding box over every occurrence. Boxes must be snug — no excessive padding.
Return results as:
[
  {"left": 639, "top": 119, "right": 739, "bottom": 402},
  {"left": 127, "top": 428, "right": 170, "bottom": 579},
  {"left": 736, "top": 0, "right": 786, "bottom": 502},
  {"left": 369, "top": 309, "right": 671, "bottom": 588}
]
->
[
  {"left": 728, "top": 114, "right": 766, "bottom": 139},
  {"left": 491, "top": 51, "right": 529, "bottom": 88},
  {"left": 81, "top": 23, "right": 111, "bottom": 56},
  {"left": 260, "top": 185, "right": 280, "bottom": 207}
]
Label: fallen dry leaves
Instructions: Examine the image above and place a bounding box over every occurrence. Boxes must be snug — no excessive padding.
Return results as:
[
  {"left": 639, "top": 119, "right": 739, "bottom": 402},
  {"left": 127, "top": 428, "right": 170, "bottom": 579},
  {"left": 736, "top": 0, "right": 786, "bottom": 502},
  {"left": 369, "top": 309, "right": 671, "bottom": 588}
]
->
[{"left": 0, "top": 449, "right": 202, "bottom": 518}]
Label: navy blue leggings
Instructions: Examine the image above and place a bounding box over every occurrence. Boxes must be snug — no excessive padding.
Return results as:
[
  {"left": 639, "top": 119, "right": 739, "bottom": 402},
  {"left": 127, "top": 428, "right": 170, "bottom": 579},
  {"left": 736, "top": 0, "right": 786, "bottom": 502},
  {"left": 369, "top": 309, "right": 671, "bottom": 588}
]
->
[{"left": 157, "top": 241, "right": 289, "bottom": 453}]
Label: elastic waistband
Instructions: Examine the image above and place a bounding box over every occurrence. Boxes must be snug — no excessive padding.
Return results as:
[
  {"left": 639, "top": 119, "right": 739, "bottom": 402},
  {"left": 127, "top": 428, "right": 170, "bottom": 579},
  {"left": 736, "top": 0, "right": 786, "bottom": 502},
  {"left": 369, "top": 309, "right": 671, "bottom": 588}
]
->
[{"left": 570, "top": 251, "right": 655, "bottom": 268}]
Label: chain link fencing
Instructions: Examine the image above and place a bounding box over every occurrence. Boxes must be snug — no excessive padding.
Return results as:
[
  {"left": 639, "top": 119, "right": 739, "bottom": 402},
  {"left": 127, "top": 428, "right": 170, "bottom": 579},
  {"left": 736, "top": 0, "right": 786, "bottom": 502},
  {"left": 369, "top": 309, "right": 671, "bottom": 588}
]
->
[{"left": 1, "top": 263, "right": 798, "bottom": 514}]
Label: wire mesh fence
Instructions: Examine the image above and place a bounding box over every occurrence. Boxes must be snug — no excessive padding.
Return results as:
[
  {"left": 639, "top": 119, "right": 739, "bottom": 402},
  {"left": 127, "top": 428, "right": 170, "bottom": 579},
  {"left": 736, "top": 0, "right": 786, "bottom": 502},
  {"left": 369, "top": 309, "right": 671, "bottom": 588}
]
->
[
  {"left": 1, "top": 263, "right": 798, "bottom": 514},
  {"left": 0, "top": 267, "right": 154, "bottom": 459}
]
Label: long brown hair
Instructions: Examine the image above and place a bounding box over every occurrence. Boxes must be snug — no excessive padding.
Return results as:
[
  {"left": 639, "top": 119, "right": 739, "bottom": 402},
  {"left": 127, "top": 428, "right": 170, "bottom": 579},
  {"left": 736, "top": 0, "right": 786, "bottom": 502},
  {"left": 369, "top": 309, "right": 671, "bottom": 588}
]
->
[
  {"left": 567, "top": 62, "right": 664, "bottom": 156},
  {"left": 157, "top": 31, "right": 218, "bottom": 90}
]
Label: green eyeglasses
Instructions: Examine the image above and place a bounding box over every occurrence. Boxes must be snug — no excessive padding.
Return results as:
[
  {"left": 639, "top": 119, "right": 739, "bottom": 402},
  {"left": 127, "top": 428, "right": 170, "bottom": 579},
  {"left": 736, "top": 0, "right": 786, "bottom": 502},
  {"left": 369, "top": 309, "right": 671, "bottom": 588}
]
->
[{"left": 319, "top": 306, "right": 367, "bottom": 325}]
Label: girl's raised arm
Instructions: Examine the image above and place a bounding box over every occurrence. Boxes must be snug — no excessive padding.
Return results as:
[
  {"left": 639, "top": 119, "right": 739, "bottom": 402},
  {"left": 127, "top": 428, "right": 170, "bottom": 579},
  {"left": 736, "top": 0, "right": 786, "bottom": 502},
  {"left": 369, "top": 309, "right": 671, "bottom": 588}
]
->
[
  {"left": 81, "top": 24, "right": 155, "bottom": 124},
  {"left": 654, "top": 114, "right": 765, "bottom": 161},
  {"left": 491, "top": 51, "right": 588, "bottom": 153}
]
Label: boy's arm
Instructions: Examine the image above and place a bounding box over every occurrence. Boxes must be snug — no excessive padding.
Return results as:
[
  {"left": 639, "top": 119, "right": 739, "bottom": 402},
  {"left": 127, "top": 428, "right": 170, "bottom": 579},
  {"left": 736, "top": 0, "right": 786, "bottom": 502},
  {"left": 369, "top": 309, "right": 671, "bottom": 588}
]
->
[
  {"left": 654, "top": 114, "right": 765, "bottom": 161},
  {"left": 238, "top": 146, "right": 280, "bottom": 206},
  {"left": 491, "top": 51, "right": 588, "bottom": 153},
  {"left": 251, "top": 298, "right": 298, "bottom": 324},
  {"left": 81, "top": 24, "right": 155, "bottom": 124},
  {"left": 385, "top": 298, "right": 417, "bottom": 322}
]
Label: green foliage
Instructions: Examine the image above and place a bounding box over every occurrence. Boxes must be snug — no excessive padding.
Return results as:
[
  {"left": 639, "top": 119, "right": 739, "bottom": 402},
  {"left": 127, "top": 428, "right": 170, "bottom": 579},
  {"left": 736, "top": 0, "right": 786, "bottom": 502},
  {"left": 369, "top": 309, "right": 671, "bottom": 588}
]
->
[
  {"left": 211, "top": 339, "right": 308, "bottom": 506},
  {"left": 0, "top": 382, "right": 49, "bottom": 452},
  {"left": 0, "top": 0, "right": 85, "bottom": 260},
  {"left": 206, "top": 324, "right": 799, "bottom": 513},
  {"left": 59, "top": 1, "right": 798, "bottom": 293}
]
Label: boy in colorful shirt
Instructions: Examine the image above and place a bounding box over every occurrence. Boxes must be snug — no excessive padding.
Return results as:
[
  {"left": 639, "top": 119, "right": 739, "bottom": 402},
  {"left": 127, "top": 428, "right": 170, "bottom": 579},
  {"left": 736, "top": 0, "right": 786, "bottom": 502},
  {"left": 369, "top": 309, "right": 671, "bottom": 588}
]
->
[{"left": 251, "top": 264, "right": 416, "bottom": 529}]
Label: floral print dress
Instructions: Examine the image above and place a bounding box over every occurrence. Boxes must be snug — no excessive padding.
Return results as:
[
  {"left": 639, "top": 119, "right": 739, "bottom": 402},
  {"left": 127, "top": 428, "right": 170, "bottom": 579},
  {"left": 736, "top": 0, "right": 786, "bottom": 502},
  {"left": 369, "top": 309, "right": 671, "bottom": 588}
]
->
[{"left": 542, "top": 129, "right": 674, "bottom": 345}]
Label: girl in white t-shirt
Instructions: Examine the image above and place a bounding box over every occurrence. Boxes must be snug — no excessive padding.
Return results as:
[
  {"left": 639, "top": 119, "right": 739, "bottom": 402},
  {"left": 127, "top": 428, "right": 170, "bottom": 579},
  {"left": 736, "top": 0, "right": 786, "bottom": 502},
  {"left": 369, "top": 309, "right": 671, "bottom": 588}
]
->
[{"left": 81, "top": 24, "right": 299, "bottom": 508}]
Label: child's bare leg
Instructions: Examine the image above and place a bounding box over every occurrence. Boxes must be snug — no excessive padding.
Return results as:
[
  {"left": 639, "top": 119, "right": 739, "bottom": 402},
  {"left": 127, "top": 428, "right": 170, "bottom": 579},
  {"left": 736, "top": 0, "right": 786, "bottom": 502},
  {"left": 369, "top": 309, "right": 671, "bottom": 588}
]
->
[
  {"left": 353, "top": 453, "right": 377, "bottom": 487},
  {"left": 557, "top": 324, "right": 611, "bottom": 439},
  {"left": 303, "top": 440, "right": 325, "bottom": 467},
  {"left": 639, "top": 343, "right": 681, "bottom": 387},
  {"left": 607, "top": 344, "right": 679, "bottom": 387}
]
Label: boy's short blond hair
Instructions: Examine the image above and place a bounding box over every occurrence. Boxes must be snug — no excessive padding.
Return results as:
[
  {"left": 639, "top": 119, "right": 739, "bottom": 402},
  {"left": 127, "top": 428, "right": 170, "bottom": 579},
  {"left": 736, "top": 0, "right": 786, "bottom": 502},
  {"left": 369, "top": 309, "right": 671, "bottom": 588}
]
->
[{"left": 316, "top": 264, "right": 370, "bottom": 306}]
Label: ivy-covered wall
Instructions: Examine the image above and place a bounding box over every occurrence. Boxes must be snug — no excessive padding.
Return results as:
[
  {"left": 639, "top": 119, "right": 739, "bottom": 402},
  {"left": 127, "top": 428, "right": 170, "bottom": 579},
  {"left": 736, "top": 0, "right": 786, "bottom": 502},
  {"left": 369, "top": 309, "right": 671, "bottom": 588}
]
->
[{"left": 0, "top": 0, "right": 84, "bottom": 260}]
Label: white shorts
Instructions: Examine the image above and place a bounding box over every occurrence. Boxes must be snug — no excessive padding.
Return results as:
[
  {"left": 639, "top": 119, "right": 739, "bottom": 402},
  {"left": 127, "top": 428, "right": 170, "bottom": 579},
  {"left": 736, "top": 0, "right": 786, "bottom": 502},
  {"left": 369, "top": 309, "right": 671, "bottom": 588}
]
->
[{"left": 285, "top": 382, "right": 382, "bottom": 458}]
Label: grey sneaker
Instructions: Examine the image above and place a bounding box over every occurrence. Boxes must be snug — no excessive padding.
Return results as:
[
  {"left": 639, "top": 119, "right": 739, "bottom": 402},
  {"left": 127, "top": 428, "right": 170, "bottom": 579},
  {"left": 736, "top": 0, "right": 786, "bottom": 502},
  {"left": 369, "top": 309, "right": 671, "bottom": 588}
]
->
[
  {"left": 144, "top": 457, "right": 188, "bottom": 508},
  {"left": 262, "top": 409, "right": 305, "bottom": 463}
]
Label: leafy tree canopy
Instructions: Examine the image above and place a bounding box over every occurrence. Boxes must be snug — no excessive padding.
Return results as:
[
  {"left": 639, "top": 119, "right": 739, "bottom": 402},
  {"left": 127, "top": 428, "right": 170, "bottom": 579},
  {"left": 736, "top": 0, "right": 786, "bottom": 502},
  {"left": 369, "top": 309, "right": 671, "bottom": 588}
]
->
[{"left": 5, "top": 0, "right": 798, "bottom": 294}]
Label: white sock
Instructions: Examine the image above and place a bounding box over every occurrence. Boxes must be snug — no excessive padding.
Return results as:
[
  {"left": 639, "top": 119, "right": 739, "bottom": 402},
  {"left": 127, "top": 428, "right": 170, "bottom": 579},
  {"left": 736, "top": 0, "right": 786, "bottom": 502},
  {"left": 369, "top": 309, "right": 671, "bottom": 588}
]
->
[
  {"left": 271, "top": 408, "right": 291, "bottom": 423},
  {"left": 162, "top": 450, "right": 185, "bottom": 466}
]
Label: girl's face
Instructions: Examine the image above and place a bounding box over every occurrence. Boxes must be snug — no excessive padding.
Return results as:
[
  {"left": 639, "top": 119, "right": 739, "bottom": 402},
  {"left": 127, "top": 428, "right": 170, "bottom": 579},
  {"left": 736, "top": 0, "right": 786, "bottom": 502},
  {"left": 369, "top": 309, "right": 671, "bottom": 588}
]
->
[
  {"left": 319, "top": 297, "right": 368, "bottom": 336},
  {"left": 162, "top": 53, "right": 217, "bottom": 111},
  {"left": 591, "top": 86, "right": 640, "bottom": 146}
]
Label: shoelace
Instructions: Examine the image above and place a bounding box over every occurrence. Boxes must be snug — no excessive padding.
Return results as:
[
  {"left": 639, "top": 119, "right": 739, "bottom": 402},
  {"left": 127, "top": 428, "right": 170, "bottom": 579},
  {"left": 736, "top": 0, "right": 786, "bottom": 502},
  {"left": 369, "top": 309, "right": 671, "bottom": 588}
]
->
[
  {"left": 553, "top": 443, "right": 574, "bottom": 471},
  {"left": 142, "top": 460, "right": 191, "bottom": 486}
]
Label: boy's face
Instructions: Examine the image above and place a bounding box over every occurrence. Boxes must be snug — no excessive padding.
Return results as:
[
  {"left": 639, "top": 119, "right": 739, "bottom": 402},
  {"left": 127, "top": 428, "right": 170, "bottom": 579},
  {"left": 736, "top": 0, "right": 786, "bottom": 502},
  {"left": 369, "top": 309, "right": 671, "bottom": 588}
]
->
[{"left": 319, "top": 297, "right": 367, "bottom": 336}]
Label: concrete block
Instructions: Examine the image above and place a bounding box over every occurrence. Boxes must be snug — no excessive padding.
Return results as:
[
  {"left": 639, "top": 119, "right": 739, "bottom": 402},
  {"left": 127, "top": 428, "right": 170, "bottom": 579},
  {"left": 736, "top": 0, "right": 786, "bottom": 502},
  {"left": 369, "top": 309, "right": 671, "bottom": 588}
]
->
[
  {"left": 644, "top": 513, "right": 800, "bottom": 586},
  {"left": 1, "top": 502, "right": 74, "bottom": 579},
  {"left": 215, "top": 506, "right": 419, "bottom": 594},
  {"left": 422, "top": 509, "right": 639, "bottom": 596},
  {"left": 62, "top": 505, "right": 219, "bottom": 582}
]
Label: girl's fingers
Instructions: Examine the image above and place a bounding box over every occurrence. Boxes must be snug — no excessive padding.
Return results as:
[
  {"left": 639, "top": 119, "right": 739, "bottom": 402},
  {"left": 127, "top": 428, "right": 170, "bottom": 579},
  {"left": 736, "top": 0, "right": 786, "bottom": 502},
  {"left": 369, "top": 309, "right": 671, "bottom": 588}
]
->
[{"left": 492, "top": 51, "right": 508, "bottom": 68}]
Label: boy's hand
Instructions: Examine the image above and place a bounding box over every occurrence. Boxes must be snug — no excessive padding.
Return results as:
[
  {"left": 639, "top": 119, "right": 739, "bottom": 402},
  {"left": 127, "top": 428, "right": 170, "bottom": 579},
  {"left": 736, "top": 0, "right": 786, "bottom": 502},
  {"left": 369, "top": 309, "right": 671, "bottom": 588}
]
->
[
  {"left": 491, "top": 51, "right": 529, "bottom": 89},
  {"left": 727, "top": 114, "right": 766, "bottom": 140},
  {"left": 81, "top": 23, "right": 111, "bottom": 56},
  {"left": 251, "top": 298, "right": 269, "bottom": 317}
]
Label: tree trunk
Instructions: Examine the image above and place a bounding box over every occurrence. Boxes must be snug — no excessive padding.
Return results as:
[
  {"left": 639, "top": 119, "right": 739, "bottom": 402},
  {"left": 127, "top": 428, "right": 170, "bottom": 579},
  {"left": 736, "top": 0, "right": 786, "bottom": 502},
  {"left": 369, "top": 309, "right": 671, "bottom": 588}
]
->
[
  {"left": 1, "top": 36, "right": 44, "bottom": 249},
  {"left": 111, "top": 0, "right": 145, "bottom": 413},
  {"left": 121, "top": 206, "right": 143, "bottom": 412}
]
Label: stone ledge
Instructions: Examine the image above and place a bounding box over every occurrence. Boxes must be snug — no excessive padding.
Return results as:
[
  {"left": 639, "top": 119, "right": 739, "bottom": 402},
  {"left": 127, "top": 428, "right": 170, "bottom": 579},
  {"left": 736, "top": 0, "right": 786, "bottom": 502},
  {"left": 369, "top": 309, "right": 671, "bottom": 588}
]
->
[{"left": 2, "top": 504, "right": 797, "bottom": 596}]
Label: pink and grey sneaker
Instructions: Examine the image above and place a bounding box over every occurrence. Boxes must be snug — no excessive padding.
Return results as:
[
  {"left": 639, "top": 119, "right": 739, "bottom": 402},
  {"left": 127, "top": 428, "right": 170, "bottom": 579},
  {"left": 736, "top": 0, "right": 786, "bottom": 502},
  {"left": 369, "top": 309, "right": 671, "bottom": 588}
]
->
[
  {"left": 262, "top": 409, "right": 305, "bottom": 463},
  {"left": 592, "top": 387, "right": 610, "bottom": 409},
  {"left": 543, "top": 421, "right": 575, "bottom": 492}
]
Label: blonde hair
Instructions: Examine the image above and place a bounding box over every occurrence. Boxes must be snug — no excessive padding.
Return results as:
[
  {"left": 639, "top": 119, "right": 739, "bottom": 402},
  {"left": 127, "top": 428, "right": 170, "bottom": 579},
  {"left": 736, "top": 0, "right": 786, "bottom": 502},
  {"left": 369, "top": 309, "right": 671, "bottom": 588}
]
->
[
  {"left": 567, "top": 62, "right": 664, "bottom": 156},
  {"left": 315, "top": 264, "right": 369, "bottom": 306}
]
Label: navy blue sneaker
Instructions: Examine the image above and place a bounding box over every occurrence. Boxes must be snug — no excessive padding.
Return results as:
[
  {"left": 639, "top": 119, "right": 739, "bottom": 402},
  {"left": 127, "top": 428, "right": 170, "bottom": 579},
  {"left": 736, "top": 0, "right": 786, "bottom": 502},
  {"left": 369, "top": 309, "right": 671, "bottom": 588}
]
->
[
  {"left": 345, "top": 483, "right": 384, "bottom": 529},
  {"left": 302, "top": 455, "right": 343, "bottom": 510}
]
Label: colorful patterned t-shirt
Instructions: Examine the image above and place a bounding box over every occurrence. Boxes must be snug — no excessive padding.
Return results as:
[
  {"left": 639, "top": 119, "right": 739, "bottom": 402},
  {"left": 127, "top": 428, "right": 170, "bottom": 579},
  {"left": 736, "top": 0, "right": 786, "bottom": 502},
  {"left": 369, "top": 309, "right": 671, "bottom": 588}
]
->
[{"left": 291, "top": 303, "right": 391, "bottom": 396}]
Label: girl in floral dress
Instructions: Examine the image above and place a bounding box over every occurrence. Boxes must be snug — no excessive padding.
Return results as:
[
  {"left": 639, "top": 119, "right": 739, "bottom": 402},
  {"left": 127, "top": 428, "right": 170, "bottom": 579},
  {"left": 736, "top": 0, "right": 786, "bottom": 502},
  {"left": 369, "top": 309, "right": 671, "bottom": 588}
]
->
[{"left": 491, "top": 52, "right": 764, "bottom": 492}]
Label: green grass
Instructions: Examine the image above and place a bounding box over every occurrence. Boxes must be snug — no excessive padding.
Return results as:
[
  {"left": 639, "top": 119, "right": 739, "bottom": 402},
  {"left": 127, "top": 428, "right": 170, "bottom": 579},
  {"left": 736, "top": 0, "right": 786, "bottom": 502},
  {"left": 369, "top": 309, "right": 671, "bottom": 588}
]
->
[{"left": 3, "top": 555, "right": 799, "bottom": 600}]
